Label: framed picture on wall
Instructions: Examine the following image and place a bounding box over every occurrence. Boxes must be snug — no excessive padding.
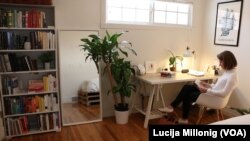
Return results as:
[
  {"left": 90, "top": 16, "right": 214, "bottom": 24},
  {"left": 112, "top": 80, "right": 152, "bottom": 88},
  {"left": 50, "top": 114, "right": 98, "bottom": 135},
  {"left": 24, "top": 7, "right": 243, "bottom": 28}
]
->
[{"left": 214, "top": 0, "right": 243, "bottom": 47}]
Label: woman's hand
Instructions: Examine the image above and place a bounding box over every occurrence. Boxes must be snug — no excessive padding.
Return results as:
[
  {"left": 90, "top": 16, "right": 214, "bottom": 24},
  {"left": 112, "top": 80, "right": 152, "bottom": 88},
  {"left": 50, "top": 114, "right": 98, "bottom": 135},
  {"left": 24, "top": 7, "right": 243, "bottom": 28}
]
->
[
  {"left": 199, "top": 81, "right": 211, "bottom": 88},
  {"left": 200, "top": 81, "right": 207, "bottom": 86},
  {"left": 198, "top": 86, "right": 207, "bottom": 93}
]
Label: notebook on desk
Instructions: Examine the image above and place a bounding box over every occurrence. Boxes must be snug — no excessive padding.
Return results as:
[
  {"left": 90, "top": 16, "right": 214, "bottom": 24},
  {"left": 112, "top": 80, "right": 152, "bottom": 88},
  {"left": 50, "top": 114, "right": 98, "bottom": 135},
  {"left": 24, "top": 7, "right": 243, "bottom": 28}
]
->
[{"left": 188, "top": 70, "right": 205, "bottom": 76}]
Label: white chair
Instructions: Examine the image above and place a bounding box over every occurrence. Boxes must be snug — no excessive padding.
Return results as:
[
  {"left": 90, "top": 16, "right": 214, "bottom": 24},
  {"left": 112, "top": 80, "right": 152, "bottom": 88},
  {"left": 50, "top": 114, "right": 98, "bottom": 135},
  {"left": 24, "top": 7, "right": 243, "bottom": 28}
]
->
[{"left": 195, "top": 91, "right": 234, "bottom": 124}]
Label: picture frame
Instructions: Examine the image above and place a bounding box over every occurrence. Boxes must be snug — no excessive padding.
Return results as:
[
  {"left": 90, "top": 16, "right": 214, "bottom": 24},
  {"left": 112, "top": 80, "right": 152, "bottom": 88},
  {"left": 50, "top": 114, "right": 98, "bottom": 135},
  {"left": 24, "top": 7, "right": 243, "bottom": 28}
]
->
[
  {"left": 214, "top": 0, "right": 243, "bottom": 47},
  {"left": 145, "top": 61, "right": 157, "bottom": 74}
]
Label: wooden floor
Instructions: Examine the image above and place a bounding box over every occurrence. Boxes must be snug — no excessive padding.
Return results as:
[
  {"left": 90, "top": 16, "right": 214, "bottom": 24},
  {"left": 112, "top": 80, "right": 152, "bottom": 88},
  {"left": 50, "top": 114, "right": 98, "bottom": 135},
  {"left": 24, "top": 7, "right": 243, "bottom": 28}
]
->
[
  {"left": 62, "top": 103, "right": 100, "bottom": 125},
  {"left": 8, "top": 106, "right": 227, "bottom": 141}
]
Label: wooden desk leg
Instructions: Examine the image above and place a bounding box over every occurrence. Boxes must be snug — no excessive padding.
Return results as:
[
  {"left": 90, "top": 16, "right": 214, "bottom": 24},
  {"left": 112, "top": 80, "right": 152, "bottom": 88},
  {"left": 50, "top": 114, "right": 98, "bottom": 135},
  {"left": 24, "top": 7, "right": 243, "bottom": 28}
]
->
[
  {"left": 130, "top": 80, "right": 142, "bottom": 115},
  {"left": 144, "top": 85, "right": 156, "bottom": 128},
  {"left": 159, "top": 84, "right": 166, "bottom": 107}
]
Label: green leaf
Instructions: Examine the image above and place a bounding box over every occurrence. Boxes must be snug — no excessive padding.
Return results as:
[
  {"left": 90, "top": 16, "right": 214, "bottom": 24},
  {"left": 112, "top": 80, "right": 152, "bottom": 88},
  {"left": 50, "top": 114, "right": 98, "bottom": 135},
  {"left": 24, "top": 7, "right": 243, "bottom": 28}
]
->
[
  {"left": 79, "top": 30, "right": 137, "bottom": 106},
  {"left": 169, "top": 57, "right": 176, "bottom": 65},
  {"left": 167, "top": 49, "right": 175, "bottom": 57}
]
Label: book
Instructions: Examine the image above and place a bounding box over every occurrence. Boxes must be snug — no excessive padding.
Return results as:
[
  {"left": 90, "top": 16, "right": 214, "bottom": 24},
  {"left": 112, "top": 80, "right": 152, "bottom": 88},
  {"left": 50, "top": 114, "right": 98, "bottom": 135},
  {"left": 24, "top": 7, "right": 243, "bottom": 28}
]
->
[
  {"left": 188, "top": 70, "right": 205, "bottom": 76},
  {"left": 3, "top": 54, "right": 12, "bottom": 72},
  {"left": 24, "top": 56, "right": 31, "bottom": 71},
  {"left": 28, "top": 80, "right": 44, "bottom": 92}
]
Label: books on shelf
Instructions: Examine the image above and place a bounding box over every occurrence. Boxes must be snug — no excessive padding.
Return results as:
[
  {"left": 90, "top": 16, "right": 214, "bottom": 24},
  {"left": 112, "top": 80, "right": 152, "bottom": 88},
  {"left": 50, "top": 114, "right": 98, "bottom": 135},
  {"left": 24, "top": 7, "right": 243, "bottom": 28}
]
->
[
  {"left": 0, "top": 31, "right": 55, "bottom": 50},
  {"left": 4, "top": 94, "right": 59, "bottom": 115},
  {"left": 1, "top": 76, "right": 22, "bottom": 95},
  {"left": 5, "top": 113, "right": 60, "bottom": 137},
  {"left": 0, "top": 53, "right": 39, "bottom": 72},
  {"left": 1, "top": 74, "right": 56, "bottom": 95},
  {"left": 28, "top": 74, "right": 56, "bottom": 93},
  {"left": 28, "top": 80, "right": 43, "bottom": 92},
  {"left": 0, "top": 9, "right": 48, "bottom": 28}
]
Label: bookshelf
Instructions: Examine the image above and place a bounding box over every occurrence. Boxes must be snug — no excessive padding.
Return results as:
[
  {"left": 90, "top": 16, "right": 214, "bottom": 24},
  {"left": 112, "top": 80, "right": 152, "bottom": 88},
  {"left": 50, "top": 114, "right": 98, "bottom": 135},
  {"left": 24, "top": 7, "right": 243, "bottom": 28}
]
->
[{"left": 0, "top": 3, "right": 61, "bottom": 138}]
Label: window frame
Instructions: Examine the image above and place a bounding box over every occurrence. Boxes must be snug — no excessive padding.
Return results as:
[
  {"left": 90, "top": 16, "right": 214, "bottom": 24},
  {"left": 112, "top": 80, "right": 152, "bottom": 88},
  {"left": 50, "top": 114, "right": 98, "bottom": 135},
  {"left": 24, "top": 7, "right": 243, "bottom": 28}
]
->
[{"left": 101, "top": 0, "right": 194, "bottom": 29}]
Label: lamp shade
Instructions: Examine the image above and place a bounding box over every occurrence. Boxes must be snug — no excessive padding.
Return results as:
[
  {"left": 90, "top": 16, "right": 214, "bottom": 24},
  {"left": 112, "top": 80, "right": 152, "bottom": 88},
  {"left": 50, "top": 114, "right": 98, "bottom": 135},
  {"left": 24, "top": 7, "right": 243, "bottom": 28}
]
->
[
  {"left": 183, "top": 50, "right": 192, "bottom": 57},
  {"left": 182, "top": 46, "right": 195, "bottom": 69}
]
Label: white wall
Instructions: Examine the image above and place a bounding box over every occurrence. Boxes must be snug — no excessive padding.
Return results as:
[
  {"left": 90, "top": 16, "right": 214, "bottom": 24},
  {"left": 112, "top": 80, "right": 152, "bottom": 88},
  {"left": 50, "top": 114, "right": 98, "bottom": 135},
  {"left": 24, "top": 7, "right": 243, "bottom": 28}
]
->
[
  {"left": 54, "top": 0, "right": 100, "bottom": 30},
  {"left": 53, "top": 0, "right": 213, "bottom": 117},
  {"left": 201, "top": 0, "right": 250, "bottom": 108},
  {"left": 58, "top": 30, "right": 99, "bottom": 103}
]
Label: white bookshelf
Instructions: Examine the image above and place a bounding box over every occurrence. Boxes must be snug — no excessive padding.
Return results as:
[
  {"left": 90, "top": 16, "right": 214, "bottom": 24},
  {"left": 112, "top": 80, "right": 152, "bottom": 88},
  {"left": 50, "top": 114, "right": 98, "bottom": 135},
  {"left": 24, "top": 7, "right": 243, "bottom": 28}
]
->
[{"left": 0, "top": 3, "right": 61, "bottom": 138}]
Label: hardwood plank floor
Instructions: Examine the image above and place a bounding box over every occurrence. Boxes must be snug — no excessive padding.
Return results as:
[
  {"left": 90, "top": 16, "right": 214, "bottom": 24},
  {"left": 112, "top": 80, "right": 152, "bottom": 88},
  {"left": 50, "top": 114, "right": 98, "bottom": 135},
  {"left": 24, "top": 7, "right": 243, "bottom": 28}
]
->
[
  {"left": 7, "top": 106, "right": 227, "bottom": 141},
  {"left": 62, "top": 103, "right": 100, "bottom": 124}
]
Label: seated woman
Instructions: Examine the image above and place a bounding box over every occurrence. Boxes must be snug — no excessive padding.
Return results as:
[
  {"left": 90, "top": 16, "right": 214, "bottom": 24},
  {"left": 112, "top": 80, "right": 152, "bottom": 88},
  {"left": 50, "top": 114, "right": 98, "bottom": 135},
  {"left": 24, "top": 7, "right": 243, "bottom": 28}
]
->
[{"left": 158, "top": 50, "right": 238, "bottom": 124}]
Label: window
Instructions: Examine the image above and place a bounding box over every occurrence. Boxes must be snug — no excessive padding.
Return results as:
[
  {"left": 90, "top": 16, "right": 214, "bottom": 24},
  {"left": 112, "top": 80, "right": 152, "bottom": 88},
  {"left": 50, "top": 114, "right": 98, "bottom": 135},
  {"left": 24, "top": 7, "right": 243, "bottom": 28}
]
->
[
  {"left": 106, "top": 0, "right": 151, "bottom": 24},
  {"left": 105, "top": 0, "right": 193, "bottom": 27}
]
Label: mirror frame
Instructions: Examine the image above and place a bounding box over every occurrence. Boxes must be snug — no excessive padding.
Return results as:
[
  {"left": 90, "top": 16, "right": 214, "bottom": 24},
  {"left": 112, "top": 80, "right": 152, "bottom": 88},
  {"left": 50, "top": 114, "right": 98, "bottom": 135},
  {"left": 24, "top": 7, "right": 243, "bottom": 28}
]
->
[{"left": 58, "top": 29, "right": 102, "bottom": 126}]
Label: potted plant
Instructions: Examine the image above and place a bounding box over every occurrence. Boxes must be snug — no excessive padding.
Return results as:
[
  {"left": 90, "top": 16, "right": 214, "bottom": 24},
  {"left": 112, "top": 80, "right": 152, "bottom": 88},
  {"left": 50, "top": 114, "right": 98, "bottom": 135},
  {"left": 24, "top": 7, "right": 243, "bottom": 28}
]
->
[
  {"left": 38, "top": 52, "right": 53, "bottom": 69},
  {"left": 167, "top": 50, "right": 183, "bottom": 71},
  {"left": 80, "top": 31, "right": 137, "bottom": 124}
]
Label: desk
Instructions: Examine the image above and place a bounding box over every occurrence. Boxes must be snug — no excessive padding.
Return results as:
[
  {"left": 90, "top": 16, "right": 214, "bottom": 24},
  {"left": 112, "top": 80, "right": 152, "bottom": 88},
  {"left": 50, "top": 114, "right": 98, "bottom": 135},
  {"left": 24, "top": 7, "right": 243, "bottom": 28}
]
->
[
  {"left": 130, "top": 72, "right": 217, "bottom": 128},
  {"left": 210, "top": 114, "right": 250, "bottom": 125}
]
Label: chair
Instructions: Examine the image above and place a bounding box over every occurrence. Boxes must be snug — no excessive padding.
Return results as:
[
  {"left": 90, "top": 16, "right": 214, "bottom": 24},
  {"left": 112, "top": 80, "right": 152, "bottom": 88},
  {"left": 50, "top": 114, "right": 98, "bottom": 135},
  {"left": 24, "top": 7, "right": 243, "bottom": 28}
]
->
[{"left": 195, "top": 91, "right": 234, "bottom": 124}]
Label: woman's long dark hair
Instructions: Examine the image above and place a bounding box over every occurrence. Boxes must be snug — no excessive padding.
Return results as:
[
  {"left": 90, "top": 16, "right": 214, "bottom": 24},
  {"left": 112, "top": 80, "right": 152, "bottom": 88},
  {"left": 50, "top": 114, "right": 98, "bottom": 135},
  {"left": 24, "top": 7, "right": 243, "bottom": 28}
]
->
[{"left": 217, "top": 50, "right": 237, "bottom": 70}]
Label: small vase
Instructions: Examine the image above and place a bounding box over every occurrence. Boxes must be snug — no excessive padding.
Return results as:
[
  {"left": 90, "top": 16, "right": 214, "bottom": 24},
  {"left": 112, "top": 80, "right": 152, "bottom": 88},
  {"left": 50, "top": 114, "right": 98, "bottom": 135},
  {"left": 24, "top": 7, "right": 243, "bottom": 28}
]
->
[
  {"left": 45, "top": 62, "right": 50, "bottom": 70},
  {"left": 24, "top": 42, "right": 31, "bottom": 50}
]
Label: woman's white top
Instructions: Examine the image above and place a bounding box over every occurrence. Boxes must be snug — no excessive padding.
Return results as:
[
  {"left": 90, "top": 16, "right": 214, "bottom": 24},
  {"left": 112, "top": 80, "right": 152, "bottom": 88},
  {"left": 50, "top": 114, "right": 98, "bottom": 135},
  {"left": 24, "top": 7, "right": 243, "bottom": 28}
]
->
[{"left": 207, "top": 68, "right": 238, "bottom": 97}]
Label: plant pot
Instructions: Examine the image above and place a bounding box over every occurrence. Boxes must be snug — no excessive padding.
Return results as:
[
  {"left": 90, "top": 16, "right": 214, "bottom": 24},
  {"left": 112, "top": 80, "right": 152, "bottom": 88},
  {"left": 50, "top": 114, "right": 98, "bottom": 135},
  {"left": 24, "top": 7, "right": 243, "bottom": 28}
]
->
[
  {"left": 44, "top": 62, "right": 50, "bottom": 70},
  {"left": 170, "top": 67, "right": 176, "bottom": 72},
  {"left": 114, "top": 110, "right": 129, "bottom": 124}
]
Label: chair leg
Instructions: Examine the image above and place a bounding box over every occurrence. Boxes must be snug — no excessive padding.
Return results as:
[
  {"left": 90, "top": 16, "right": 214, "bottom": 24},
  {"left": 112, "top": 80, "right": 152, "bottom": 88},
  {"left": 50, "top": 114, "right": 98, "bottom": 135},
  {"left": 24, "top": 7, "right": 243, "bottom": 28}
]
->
[
  {"left": 219, "top": 110, "right": 224, "bottom": 120},
  {"left": 196, "top": 107, "right": 205, "bottom": 124},
  {"left": 216, "top": 110, "right": 220, "bottom": 121}
]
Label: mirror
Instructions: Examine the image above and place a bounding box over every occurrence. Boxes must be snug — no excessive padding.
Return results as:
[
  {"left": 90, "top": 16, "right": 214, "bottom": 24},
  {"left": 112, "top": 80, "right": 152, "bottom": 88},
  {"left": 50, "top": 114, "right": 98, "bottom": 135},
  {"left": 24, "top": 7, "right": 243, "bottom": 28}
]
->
[{"left": 58, "top": 30, "right": 102, "bottom": 126}]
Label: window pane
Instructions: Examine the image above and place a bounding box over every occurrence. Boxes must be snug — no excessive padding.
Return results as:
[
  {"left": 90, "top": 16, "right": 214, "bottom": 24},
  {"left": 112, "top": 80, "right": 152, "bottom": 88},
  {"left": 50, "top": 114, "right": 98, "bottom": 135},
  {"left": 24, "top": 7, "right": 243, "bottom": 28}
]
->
[
  {"left": 166, "top": 12, "right": 177, "bottom": 24},
  {"left": 107, "top": 0, "right": 122, "bottom": 7},
  {"left": 154, "top": 11, "right": 166, "bottom": 23},
  {"left": 154, "top": 1, "right": 166, "bottom": 11},
  {"left": 107, "top": 7, "right": 122, "bottom": 21},
  {"left": 123, "top": 8, "right": 136, "bottom": 22},
  {"left": 123, "top": 0, "right": 136, "bottom": 8},
  {"left": 105, "top": 0, "right": 193, "bottom": 26},
  {"left": 178, "top": 13, "right": 188, "bottom": 25},
  {"left": 136, "top": 10, "right": 150, "bottom": 22},
  {"left": 136, "top": 0, "right": 150, "bottom": 9},
  {"left": 166, "top": 2, "right": 178, "bottom": 12},
  {"left": 178, "top": 4, "right": 189, "bottom": 13}
]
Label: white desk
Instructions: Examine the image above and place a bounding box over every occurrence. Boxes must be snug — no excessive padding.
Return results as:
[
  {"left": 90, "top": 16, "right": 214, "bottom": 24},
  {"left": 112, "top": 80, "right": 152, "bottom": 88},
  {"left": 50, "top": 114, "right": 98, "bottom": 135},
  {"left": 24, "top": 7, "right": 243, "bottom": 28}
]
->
[
  {"left": 211, "top": 114, "right": 250, "bottom": 125},
  {"left": 130, "top": 72, "right": 217, "bottom": 128}
]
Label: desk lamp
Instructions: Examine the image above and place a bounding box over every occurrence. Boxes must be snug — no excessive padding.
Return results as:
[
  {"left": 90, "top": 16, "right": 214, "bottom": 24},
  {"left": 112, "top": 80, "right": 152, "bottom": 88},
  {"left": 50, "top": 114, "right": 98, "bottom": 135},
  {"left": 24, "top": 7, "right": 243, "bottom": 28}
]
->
[
  {"left": 182, "top": 46, "right": 195, "bottom": 73},
  {"left": 183, "top": 46, "right": 193, "bottom": 57}
]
